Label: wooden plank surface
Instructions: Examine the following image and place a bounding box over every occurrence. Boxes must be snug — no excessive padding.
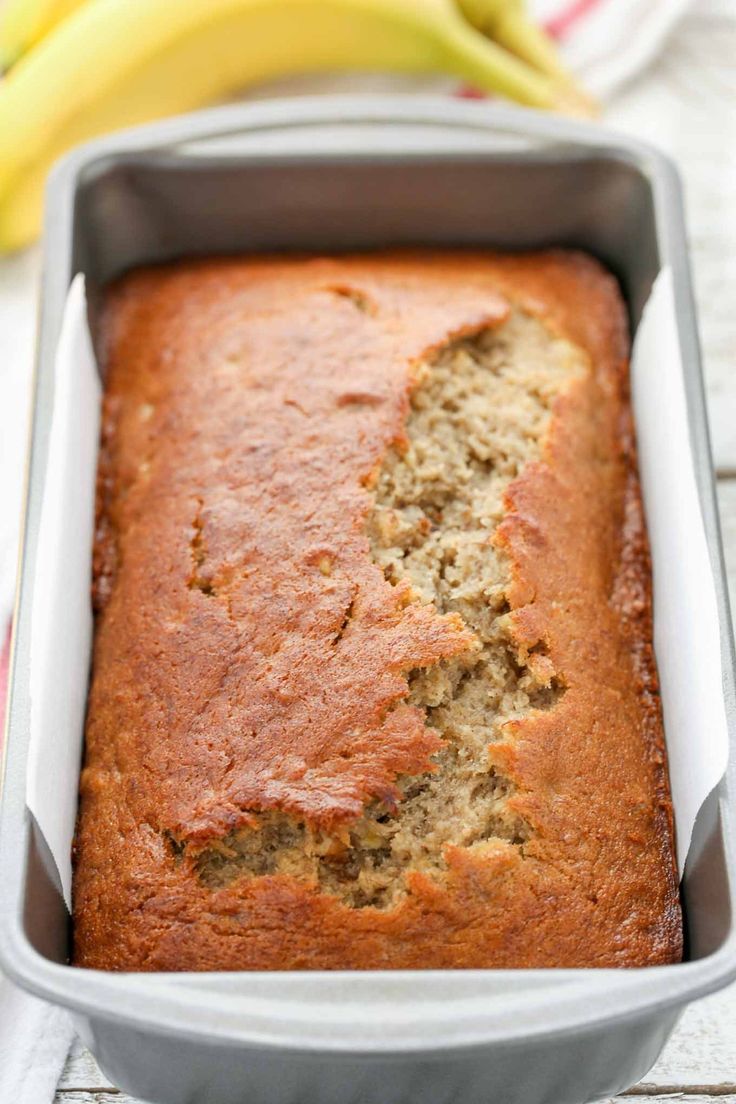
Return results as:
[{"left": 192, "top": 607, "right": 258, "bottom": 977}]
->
[{"left": 52, "top": 1095, "right": 736, "bottom": 1103}]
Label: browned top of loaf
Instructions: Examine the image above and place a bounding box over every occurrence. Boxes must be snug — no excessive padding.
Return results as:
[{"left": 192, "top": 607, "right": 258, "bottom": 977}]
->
[{"left": 73, "top": 250, "right": 682, "bottom": 970}]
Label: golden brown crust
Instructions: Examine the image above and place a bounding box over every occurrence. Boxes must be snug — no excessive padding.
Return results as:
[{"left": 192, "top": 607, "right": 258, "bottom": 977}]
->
[{"left": 73, "top": 250, "right": 682, "bottom": 970}]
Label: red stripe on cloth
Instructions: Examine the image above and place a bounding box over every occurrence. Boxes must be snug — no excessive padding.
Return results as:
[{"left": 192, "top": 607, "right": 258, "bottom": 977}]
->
[
  {"left": 455, "top": 85, "right": 489, "bottom": 99},
  {"left": 544, "top": 0, "right": 604, "bottom": 40}
]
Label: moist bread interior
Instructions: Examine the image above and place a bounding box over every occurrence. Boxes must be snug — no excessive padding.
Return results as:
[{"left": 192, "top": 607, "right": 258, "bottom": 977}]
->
[{"left": 196, "top": 310, "right": 581, "bottom": 907}]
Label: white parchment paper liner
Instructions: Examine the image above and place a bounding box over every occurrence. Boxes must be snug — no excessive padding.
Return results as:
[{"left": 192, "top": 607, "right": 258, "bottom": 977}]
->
[
  {"left": 27, "top": 268, "right": 730, "bottom": 911},
  {"left": 28, "top": 275, "right": 99, "bottom": 909}
]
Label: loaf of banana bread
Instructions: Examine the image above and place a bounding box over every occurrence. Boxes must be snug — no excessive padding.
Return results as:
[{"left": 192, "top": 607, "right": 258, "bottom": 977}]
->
[{"left": 73, "top": 250, "right": 682, "bottom": 969}]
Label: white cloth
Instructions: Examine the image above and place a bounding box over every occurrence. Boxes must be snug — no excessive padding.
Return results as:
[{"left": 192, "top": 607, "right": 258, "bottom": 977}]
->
[
  {"left": 534, "top": 0, "right": 693, "bottom": 96},
  {"left": 0, "top": 976, "right": 74, "bottom": 1104},
  {"left": 0, "top": 0, "right": 709, "bottom": 1098}
]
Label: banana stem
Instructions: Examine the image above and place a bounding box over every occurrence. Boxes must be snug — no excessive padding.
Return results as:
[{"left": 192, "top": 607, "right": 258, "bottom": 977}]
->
[
  {"left": 494, "top": 10, "right": 598, "bottom": 114},
  {"left": 454, "top": 0, "right": 598, "bottom": 115},
  {"left": 441, "top": 20, "right": 555, "bottom": 108},
  {"left": 494, "top": 9, "right": 569, "bottom": 81}
]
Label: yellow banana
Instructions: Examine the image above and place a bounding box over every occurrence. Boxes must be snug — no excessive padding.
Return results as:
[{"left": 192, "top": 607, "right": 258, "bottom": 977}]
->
[
  {"left": 0, "top": 0, "right": 568, "bottom": 78},
  {"left": 0, "top": 0, "right": 585, "bottom": 253},
  {"left": 0, "top": 0, "right": 83, "bottom": 71}
]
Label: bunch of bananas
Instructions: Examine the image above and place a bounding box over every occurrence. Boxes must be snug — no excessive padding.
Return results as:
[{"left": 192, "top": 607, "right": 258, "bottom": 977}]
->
[{"left": 0, "top": 0, "right": 593, "bottom": 252}]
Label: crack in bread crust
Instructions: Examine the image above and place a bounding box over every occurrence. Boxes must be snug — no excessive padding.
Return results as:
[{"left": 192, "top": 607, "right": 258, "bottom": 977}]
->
[{"left": 195, "top": 310, "right": 582, "bottom": 907}]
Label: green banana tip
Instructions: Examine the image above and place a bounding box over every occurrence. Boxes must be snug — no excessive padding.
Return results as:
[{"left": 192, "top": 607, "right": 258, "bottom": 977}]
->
[{"left": 0, "top": 46, "right": 22, "bottom": 75}]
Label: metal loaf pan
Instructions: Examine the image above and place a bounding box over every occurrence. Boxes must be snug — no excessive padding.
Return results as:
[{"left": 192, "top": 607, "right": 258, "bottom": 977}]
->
[{"left": 1, "top": 97, "right": 735, "bottom": 1104}]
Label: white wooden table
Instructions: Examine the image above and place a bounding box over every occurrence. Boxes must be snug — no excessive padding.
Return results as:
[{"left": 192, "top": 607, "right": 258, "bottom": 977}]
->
[{"left": 40, "top": 3, "right": 736, "bottom": 1100}]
